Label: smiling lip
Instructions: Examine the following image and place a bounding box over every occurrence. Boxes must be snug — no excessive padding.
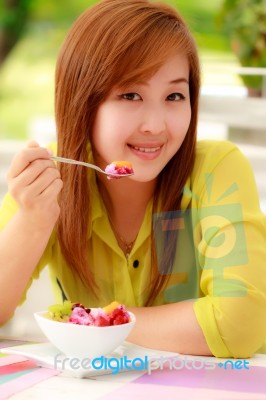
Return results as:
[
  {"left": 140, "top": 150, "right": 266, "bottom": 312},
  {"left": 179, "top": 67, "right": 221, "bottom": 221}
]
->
[{"left": 128, "top": 143, "right": 163, "bottom": 160}]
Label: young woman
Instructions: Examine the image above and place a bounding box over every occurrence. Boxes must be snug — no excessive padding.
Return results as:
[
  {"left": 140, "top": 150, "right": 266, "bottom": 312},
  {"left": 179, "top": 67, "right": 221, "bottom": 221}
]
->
[{"left": 0, "top": 0, "right": 265, "bottom": 358}]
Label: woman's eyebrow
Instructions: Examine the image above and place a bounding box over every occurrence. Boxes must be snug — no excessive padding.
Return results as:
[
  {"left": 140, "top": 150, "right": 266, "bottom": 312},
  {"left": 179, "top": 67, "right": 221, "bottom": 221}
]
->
[
  {"left": 139, "top": 77, "right": 189, "bottom": 86},
  {"left": 169, "top": 78, "right": 189, "bottom": 84},
  {"left": 118, "top": 77, "right": 189, "bottom": 89}
]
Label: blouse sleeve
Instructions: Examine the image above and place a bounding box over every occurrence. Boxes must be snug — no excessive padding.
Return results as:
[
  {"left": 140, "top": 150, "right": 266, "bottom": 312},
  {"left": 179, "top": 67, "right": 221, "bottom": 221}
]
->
[{"left": 193, "top": 143, "right": 266, "bottom": 358}]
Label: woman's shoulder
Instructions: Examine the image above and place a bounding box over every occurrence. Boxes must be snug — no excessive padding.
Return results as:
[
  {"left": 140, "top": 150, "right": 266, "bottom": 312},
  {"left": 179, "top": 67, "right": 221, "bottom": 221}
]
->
[
  {"left": 48, "top": 142, "right": 57, "bottom": 155},
  {"left": 195, "top": 139, "right": 238, "bottom": 159},
  {"left": 193, "top": 139, "right": 241, "bottom": 173},
  {"left": 186, "top": 139, "right": 253, "bottom": 201},
  {"left": 0, "top": 192, "right": 18, "bottom": 230}
]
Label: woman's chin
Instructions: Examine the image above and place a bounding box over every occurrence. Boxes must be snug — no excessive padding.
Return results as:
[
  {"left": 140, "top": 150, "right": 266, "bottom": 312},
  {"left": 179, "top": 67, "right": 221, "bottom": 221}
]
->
[{"left": 129, "top": 172, "right": 158, "bottom": 184}]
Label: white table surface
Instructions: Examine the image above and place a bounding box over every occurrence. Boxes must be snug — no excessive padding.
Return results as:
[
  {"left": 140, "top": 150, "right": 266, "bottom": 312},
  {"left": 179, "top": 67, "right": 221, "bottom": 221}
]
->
[{"left": 1, "top": 340, "right": 266, "bottom": 400}]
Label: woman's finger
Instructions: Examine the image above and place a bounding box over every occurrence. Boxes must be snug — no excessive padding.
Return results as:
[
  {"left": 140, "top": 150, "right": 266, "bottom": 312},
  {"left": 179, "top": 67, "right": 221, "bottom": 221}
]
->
[
  {"left": 8, "top": 159, "right": 56, "bottom": 191},
  {"left": 8, "top": 142, "right": 52, "bottom": 179}
]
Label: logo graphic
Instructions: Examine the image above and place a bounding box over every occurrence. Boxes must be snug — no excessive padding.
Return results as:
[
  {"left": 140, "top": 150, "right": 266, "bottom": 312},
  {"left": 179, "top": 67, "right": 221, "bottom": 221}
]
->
[{"left": 153, "top": 173, "right": 248, "bottom": 300}]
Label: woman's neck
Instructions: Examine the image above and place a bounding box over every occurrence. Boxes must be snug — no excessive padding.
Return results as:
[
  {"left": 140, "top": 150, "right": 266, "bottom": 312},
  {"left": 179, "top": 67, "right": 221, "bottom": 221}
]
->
[{"left": 97, "top": 176, "right": 156, "bottom": 245}]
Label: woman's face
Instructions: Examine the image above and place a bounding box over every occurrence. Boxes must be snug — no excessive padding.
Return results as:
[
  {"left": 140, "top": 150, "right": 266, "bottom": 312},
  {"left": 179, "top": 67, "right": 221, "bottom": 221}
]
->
[{"left": 92, "top": 53, "right": 191, "bottom": 182}]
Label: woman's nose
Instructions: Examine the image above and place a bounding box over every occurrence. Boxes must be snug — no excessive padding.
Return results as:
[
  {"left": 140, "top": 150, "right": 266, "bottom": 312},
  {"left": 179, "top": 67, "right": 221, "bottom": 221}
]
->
[{"left": 139, "top": 105, "right": 166, "bottom": 135}]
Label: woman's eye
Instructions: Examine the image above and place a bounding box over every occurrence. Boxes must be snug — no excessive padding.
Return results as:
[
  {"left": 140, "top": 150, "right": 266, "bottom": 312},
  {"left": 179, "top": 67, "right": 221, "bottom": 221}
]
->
[
  {"left": 121, "top": 93, "right": 141, "bottom": 101},
  {"left": 167, "top": 92, "right": 185, "bottom": 101}
]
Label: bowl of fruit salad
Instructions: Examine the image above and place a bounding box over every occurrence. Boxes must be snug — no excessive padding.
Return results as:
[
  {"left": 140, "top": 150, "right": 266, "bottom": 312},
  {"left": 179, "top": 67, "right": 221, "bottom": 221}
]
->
[{"left": 34, "top": 301, "right": 135, "bottom": 358}]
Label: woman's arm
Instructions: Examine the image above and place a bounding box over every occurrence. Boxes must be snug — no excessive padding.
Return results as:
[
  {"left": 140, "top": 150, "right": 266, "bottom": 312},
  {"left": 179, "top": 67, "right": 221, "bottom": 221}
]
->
[
  {"left": 0, "top": 141, "right": 63, "bottom": 325},
  {"left": 0, "top": 211, "right": 56, "bottom": 324},
  {"left": 127, "top": 300, "right": 212, "bottom": 355}
]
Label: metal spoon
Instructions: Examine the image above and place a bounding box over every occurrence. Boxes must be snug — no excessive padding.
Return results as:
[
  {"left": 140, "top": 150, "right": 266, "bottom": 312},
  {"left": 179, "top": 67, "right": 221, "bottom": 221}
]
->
[{"left": 50, "top": 156, "right": 134, "bottom": 178}]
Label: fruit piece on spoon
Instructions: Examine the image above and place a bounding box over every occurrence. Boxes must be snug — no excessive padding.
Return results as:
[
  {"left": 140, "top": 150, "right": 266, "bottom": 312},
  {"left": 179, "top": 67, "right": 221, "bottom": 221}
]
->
[{"left": 105, "top": 161, "right": 134, "bottom": 179}]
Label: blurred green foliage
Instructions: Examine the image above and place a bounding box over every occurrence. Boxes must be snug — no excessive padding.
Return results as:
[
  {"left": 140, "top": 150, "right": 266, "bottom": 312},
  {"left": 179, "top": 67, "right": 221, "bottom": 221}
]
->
[
  {"left": 0, "top": 0, "right": 33, "bottom": 65},
  {"left": 168, "top": 0, "right": 230, "bottom": 50},
  {"left": 217, "top": 0, "right": 266, "bottom": 92},
  {"left": 0, "top": 0, "right": 97, "bottom": 66}
]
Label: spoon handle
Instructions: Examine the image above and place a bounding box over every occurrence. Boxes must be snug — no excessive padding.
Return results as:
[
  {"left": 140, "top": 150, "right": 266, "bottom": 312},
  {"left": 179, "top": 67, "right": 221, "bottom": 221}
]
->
[{"left": 50, "top": 156, "right": 104, "bottom": 173}]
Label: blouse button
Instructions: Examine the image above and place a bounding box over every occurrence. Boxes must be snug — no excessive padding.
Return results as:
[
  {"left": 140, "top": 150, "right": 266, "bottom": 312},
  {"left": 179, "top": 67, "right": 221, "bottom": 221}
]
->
[{"left": 133, "top": 260, "right": 139, "bottom": 268}]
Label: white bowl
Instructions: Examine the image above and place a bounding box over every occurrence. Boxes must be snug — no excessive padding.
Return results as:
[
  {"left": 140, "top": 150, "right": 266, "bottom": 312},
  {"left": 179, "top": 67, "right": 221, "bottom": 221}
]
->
[{"left": 34, "top": 310, "right": 136, "bottom": 358}]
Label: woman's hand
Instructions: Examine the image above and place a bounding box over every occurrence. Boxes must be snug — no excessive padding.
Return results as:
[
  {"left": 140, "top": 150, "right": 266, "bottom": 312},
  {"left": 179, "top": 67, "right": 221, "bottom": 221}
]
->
[{"left": 7, "top": 141, "right": 63, "bottom": 230}]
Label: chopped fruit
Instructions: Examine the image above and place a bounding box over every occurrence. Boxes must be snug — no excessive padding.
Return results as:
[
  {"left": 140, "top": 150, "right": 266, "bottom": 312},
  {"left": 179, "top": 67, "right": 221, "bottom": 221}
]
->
[
  {"left": 103, "top": 301, "right": 120, "bottom": 315},
  {"left": 69, "top": 307, "right": 95, "bottom": 325},
  {"left": 105, "top": 161, "right": 134, "bottom": 179},
  {"left": 44, "top": 301, "right": 131, "bottom": 327},
  {"left": 109, "top": 305, "right": 130, "bottom": 325},
  {"left": 44, "top": 300, "right": 73, "bottom": 322},
  {"left": 94, "top": 314, "right": 110, "bottom": 327},
  {"left": 71, "top": 302, "right": 85, "bottom": 310},
  {"left": 112, "top": 161, "right": 132, "bottom": 169}
]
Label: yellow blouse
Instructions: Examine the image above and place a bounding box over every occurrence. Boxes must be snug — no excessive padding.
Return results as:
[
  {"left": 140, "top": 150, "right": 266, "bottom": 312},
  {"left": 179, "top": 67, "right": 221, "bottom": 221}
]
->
[{"left": 1, "top": 140, "right": 266, "bottom": 358}]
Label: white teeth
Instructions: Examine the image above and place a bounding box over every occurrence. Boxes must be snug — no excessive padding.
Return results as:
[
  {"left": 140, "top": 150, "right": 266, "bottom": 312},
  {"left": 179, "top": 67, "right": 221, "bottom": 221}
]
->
[{"left": 132, "top": 146, "right": 161, "bottom": 153}]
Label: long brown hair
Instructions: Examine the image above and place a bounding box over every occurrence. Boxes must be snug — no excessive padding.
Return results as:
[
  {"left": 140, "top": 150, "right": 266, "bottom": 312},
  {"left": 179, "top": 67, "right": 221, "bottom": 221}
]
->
[{"left": 55, "top": 0, "right": 200, "bottom": 303}]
